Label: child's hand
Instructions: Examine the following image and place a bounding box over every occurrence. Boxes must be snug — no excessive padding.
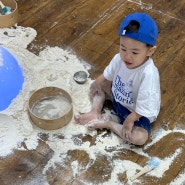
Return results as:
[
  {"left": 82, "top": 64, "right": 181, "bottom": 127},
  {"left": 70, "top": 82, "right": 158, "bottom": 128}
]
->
[
  {"left": 90, "top": 80, "right": 102, "bottom": 97},
  {"left": 122, "top": 112, "right": 141, "bottom": 141},
  {"left": 90, "top": 74, "right": 107, "bottom": 97},
  {"left": 122, "top": 117, "right": 134, "bottom": 140}
]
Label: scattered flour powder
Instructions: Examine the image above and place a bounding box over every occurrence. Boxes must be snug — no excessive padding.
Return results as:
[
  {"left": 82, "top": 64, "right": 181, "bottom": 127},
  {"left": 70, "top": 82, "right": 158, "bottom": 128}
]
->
[
  {"left": 0, "top": 26, "right": 184, "bottom": 185},
  {"left": 31, "top": 96, "right": 71, "bottom": 119}
]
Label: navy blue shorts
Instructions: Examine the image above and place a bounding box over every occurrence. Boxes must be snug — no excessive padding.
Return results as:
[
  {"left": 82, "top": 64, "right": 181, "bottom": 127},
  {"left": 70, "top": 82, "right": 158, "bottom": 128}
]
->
[{"left": 111, "top": 98, "right": 151, "bottom": 134}]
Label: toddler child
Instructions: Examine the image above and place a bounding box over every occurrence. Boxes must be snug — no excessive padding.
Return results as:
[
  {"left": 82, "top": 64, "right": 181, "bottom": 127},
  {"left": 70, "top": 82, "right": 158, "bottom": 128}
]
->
[{"left": 75, "top": 12, "right": 161, "bottom": 146}]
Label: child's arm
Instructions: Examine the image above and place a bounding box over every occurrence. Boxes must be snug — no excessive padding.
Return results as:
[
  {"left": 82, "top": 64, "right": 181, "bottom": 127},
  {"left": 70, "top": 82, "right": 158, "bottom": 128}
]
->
[
  {"left": 122, "top": 112, "right": 141, "bottom": 140},
  {"left": 90, "top": 74, "right": 109, "bottom": 97}
]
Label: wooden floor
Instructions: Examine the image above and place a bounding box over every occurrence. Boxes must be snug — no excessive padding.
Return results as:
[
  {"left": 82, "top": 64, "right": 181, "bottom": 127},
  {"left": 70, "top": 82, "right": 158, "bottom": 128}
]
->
[{"left": 0, "top": 0, "right": 185, "bottom": 184}]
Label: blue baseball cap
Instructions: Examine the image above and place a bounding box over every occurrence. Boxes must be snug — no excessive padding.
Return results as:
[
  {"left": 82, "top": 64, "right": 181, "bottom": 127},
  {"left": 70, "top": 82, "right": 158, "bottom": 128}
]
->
[{"left": 118, "top": 12, "right": 158, "bottom": 46}]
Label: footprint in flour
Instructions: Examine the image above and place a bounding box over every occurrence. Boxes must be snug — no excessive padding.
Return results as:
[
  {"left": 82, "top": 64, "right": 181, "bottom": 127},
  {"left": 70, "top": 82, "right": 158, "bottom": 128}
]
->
[{"left": 47, "top": 73, "right": 58, "bottom": 81}]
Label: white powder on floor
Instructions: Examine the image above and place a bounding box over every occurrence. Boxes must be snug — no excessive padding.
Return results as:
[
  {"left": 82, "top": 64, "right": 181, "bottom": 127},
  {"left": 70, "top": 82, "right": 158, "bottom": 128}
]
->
[
  {"left": 31, "top": 96, "right": 71, "bottom": 119},
  {"left": 0, "top": 113, "right": 22, "bottom": 157},
  {"left": 0, "top": 26, "right": 184, "bottom": 185}
]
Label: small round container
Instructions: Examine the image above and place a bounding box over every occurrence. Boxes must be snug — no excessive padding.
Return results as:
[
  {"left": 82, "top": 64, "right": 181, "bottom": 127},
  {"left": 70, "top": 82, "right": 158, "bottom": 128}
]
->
[
  {"left": 0, "top": 0, "right": 18, "bottom": 28},
  {"left": 73, "top": 71, "right": 88, "bottom": 84},
  {"left": 28, "top": 87, "right": 73, "bottom": 130}
]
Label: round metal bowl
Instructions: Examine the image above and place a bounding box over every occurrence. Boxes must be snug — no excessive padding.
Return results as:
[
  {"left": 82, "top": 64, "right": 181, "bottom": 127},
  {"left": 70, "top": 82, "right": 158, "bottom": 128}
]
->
[
  {"left": 28, "top": 87, "right": 73, "bottom": 130},
  {"left": 73, "top": 71, "right": 88, "bottom": 84}
]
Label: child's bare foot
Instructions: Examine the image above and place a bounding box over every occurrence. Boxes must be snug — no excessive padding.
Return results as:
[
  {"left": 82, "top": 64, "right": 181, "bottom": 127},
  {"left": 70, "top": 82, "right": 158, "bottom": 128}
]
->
[
  {"left": 87, "top": 115, "right": 112, "bottom": 130},
  {"left": 74, "top": 111, "right": 101, "bottom": 125}
]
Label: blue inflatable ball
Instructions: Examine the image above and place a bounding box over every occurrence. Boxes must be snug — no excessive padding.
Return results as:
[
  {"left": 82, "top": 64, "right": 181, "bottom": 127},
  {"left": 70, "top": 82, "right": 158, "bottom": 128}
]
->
[{"left": 0, "top": 46, "right": 24, "bottom": 111}]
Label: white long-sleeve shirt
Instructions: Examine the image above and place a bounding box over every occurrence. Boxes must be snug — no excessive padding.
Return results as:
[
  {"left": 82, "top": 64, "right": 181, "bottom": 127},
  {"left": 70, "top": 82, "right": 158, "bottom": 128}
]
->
[{"left": 103, "top": 53, "right": 161, "bottom": 123}]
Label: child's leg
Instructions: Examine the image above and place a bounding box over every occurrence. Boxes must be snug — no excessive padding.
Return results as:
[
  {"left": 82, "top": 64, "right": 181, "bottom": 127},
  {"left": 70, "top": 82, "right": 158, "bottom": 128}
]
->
[
  {"left": 127, "top": 126, "right": 149, "bottom": 145},
  {"left": 75, "top": 79, "right": 112, "bottom": 125},
  {"left": 87, "top": 117, "right": 149, "bottom": 145},
  {"left": 74, "top": 90, "right": 105, "bottom": 125}
]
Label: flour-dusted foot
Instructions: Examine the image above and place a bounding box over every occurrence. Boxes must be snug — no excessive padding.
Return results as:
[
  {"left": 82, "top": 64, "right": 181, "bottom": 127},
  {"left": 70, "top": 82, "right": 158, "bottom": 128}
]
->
[
  {"left": 87, "top": 114, "right": 112, "bottom": 130},
  {"left": 74, "top": 111, "right": 101, "bottom": 125}
]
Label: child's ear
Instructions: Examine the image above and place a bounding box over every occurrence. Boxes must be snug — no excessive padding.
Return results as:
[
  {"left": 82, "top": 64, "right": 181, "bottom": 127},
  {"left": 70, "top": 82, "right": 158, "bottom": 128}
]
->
[{"left": 148, "top": 46, "right": 157, "bottom": 56}]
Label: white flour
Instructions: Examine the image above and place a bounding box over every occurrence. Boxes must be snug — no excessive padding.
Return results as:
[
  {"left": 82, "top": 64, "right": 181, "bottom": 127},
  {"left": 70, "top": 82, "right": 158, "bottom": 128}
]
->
[
  {"left": 0, "top": 26, "right": 184, "bottom": 185},
  {"left": 31, "top": 96, "right": 71, "bottom": 119},
  {"left": 0, "top": 114, "right": 22, "bottom": 157}
]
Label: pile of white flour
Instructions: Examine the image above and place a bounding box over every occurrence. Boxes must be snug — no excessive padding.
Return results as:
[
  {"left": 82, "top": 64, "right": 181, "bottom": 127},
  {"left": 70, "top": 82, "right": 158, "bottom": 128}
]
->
[{"left": 0, "top": 26, "right": 184, "bottom": 185}]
